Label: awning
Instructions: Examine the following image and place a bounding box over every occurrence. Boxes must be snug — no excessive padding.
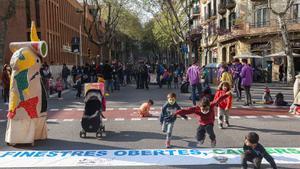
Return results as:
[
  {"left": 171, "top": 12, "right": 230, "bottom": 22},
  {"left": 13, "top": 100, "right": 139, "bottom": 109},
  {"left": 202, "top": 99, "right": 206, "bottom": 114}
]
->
[
  {"left": 265, "top": 51, "right": 300, "bottom": 58},
  {"left": 233, "top": 53, "right": 263, "bottom": 59}
]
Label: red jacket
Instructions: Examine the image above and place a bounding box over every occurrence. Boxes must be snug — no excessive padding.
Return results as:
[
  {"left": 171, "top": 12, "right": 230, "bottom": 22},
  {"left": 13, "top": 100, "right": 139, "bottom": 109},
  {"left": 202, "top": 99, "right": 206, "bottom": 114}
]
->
[
  {"left": 175, "top": 94, "right": 230, "bottom": 126},
  {"left": 213, "top": 90, "right": 232, "bottom": 109}
]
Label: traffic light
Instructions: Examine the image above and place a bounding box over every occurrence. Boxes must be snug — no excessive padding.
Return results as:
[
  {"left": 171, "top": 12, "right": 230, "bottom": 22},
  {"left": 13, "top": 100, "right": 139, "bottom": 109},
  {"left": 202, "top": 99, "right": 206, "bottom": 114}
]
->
[{"left": 88, "top": 48, "right": 91, "bottom": 57}]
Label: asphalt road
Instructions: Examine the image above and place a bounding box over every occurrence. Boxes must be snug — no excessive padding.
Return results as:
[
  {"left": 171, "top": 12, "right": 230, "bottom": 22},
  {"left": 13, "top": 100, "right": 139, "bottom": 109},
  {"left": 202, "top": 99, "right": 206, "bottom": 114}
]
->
[{"left": 0, "top": 84, "right": 299, "bottom": 168}]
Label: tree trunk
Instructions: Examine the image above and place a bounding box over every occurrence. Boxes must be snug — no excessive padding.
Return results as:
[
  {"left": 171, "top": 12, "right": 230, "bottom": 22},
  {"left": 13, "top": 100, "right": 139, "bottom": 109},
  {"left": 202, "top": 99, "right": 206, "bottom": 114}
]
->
[
  {"left": 278, "top": 15, "right": 295, "bottom": 83},
  {"left": 0, "top": 21, "right": 8, "bottom": 67}
]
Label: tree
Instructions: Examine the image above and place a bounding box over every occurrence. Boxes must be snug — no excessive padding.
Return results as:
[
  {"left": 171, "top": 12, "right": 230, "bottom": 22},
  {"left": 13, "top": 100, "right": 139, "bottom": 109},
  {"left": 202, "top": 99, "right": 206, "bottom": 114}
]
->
[
  {"left": 0, "top": 0, "right": 16, "bottom": 66},
  {"left": 82, "top": 0, "right": 129, "bottom": 62},
  {"left": 267, "top": 0, "right": 295, "bottom": 83},
  {"left": 141, "top": 0, "right": 193, "bottom": 64}
]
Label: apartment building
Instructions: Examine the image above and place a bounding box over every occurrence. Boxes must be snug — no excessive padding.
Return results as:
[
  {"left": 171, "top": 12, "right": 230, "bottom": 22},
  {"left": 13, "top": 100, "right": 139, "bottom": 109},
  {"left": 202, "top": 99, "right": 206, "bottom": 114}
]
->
[
  {"left": 1, "top": 0, "right": 104, "bottom": 66},
  {"left": 200, "top": 0, "right": 300, "bottom": 80}
]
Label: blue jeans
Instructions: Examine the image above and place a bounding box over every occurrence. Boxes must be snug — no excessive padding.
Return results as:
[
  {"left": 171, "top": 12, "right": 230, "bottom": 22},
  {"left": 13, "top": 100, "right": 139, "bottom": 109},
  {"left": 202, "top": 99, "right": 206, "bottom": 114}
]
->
[{"left": 192, "top": 83, "right": 202, "bottom": 106}]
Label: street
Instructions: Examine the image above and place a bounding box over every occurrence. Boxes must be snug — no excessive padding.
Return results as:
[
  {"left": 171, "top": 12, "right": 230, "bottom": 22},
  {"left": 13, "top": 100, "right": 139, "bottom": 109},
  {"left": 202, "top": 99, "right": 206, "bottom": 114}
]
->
[{"left": 0, "top": 84, "right": 300, "bottom": 169}]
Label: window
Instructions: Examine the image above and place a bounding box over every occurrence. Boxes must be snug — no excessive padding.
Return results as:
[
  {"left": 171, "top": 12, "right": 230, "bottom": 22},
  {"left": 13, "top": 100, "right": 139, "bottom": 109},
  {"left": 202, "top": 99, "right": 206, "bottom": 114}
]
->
[
  {"left": 229, "top": 12, "right": 236, "bottom": 30},
  {"left": 293, "top": 3, "right": 300, "bottom": 22},
  {"left": 213, "top": 0, "right": 217, "bottom": 16},
  {"left": 204, "top": 6, "right": 207, "bottom": 20},
  {"left": 220, "top": 18, "right": 227, "bottom": 30},
  {"left": 208, "top": 3, "right": 211, "bottom": 18},
  {"left": 255, "top": 7, "right": 269, "bottom": 27},
  {"left": 25, "top": 0, "right": 31, "bottom": 28},
  {"left": 35, "top": 0, "right": 40, "bottom": 27}
]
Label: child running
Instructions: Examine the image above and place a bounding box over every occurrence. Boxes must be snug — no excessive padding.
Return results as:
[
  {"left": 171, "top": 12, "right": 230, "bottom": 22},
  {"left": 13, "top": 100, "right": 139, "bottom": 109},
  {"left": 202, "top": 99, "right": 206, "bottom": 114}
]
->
[
  {"left": 137, "top": 99, "right": 154, "bottom": 117},
  {"left": 175, "top": 92, "right": 231, "bottom": 147},
  {"left": 160, "top": 93, "right": 187, "bottom": 148},
  {"left": 213, "top": 81, "right": 233, "bottom": 129}
]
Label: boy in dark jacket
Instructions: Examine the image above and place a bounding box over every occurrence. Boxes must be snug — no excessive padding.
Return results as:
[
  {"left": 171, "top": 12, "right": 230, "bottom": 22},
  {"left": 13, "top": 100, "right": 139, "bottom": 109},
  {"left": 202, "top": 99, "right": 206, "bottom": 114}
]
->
[
  {"left": 242, "top": 132, "right": 277, "bottom": 169},
  {"left": 160, "top": 93, "right": 187, "bottom": 148},
  {"left": 175, "top": 92, "right": 231, "bottom": 147}
]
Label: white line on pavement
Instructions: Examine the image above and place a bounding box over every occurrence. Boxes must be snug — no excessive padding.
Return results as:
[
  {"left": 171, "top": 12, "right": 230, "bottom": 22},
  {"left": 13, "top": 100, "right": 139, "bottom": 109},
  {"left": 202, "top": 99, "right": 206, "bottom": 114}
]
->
[
  {"left": 231, "top": 107, "right": 237, "bottom": 109},
  {"left": 147, "top": 118, "right": 158, "bottom": 121},
  {"left": 262, "top": 115, "right": 274, "bottom": 118},
  {"left": 188, "top": 117, "right": 192, "bottom": 120},
  {"left": 77, "top": 109, "right": 84, "bottom": 111},
  {"left": 0, "top": 120, "right": 6, "bottom": 122},
  {"left": 49, "top": 109, "right": 59, "bottom": 112},
  {"left": 292, "top": 115, "right": 300, "bottom": 118},
  {"left": 150, "top": 108, "right": 155, "bottom": 110},
  {"left": 63, "top": 119, "right": 74, "bottom": 122},
  {"left": 245, "top": 116, "right": 258, "bottom": 119},
  {"left": 118, "top": 108, "right": 128, "bottom": 110},
  {"left": 114, "top": 118, "right": 124, "bottom": 121},
  {"left": 276, "top": 115, "right": 290, "bottom": 118},
  {"left": 47, "top": 119, "right": 58, "bottom": 122},
  {"left": 133, "top": 108, "right": 139, "bottom": 110},
  {"left": 230, "top": 116, "right": 241, "bottom": 119},
  {"left": 63, "top": 109, "right": 73, "bottom": 111},
  {"left": 131, "top": 118, "right": 142, "bottom": 121},
  {"left": 107, "top": 108, "right": 114, "bottom": 111},
  {"left": 103, "top": 119, "right": 108, "bottom": 121}
]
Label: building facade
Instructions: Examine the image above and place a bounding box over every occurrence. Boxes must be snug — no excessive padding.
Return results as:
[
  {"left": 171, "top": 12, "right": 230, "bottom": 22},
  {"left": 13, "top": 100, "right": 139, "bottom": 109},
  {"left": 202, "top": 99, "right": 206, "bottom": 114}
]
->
[
  {"left": 1, "top": 0, "right": 104, "bottom": 66},
  {"left": 199, "top": 0, "right": 300, "bottom": 81}
]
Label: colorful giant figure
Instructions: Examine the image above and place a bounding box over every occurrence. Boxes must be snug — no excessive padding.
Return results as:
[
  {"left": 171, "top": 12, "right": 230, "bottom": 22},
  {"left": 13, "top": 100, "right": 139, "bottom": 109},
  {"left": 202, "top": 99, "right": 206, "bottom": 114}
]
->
[{"left": 5, "top": 22, "right": 48, "bottom": 146}]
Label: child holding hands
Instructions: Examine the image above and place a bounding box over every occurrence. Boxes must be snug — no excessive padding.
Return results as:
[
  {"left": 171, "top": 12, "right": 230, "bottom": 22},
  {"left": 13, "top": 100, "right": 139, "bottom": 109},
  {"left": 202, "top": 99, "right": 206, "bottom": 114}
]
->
[
  {"left": 160, "top": 93, "right": 187, "bottom": 148},
  {"left": 175, "top": 91, "right": 231, "bottom": 147}
]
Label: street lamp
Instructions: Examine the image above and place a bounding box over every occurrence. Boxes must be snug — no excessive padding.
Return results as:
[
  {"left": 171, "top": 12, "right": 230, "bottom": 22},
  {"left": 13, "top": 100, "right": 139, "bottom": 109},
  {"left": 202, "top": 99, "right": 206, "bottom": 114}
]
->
[{"left": 76, "top": 9, "right": 84, "bottom": 66}]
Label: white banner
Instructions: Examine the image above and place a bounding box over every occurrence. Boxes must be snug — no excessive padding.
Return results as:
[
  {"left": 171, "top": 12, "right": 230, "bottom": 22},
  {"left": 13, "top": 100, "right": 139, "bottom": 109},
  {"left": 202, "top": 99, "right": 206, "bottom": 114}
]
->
[{"left": 0, "top": 148, "right": 300, "bottom": 167}]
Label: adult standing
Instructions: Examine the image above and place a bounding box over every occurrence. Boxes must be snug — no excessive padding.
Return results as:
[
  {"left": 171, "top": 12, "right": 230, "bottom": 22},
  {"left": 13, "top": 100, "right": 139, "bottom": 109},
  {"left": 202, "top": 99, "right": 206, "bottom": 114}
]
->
[
  {"left": 2, "top": 64, "right": 11, "bottom": 104},
  {"left": 40, "top": 64, "right": 52, "bottom": 96},
  {"left": 156, "top": 63, "right": 164, "bottom": 88},
  {"left": 240, "top": 59, "right": 253, "bottom": 106},
  {"left": 232, "top": 59, "right": 243, "bottom": 101},
  {"left": 71, "top": 65, "right": 77, "bottom": 84},
  {"left": 103, "top": 60, "right": 113, "bottom": 94},
  {"left": 186, "top": 60, "right": 202, "bottom": 106},
  {"left": 61, "top": 64, "right": 70, "bottom": 89}
]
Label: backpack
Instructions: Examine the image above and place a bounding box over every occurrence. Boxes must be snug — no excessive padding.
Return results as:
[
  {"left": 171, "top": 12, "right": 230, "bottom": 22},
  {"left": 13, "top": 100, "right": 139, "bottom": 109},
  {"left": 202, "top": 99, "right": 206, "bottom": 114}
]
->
[{"left": 274, "top": 93, "right": 287, "bottom": 106}]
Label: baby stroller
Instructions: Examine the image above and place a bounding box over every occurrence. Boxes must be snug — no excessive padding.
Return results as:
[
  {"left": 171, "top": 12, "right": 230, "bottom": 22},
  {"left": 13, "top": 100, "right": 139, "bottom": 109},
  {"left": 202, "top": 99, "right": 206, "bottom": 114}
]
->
[{"left": 80, "top": 84, "right": 106, "bottom": 138}]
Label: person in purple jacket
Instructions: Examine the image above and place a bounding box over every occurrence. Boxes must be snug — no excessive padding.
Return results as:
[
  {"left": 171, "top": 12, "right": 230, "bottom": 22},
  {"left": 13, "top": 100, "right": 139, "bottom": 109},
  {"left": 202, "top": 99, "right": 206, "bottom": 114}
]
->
[
  {"left": 240, "top": 59, "right": 253, "bottom": 106},
  {"left": 232, "top": 59, "right": 243, "bottom": 101},
  {"left": 187, "top": 60, "right": 202, "bottom": 106}
]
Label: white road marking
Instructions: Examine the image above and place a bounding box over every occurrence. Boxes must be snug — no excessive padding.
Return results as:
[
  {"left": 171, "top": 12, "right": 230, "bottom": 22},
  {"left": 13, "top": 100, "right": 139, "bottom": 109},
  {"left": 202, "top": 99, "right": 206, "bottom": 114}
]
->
[
  {"left": 77, "top": 109, "right": 84, "bottom": 111},
  {"left": 102, "top": 119, "right": 108, "bottom": 121},
  {"left": 63, "top": 119, "right": 74, "bottom": 122},
  {"left": 262, "top": 115, "right": 274, "bottom": 118},
  {"left": 49, "top": 109, "right": 59, "bottom": 112},
  {"left": 230, "top": 116, "right": 241, "bottom": 119},
  {"left": 147, "top": 118, "right": 158, "bottom": 121},
  {"left": 133, "top": 108, "right": 139, "bottom": 110},
  {"left": 150, "top": 108, "right": 155, "bottom": 110},
  {"left": 47, "top": 119, "right": 58, "bottom": 122},
  {"left": 114, "top": 118, "right": 124, "bottom": 121},
  {"left": 245, "top": 116, "right": 258, "bottom": 119},
  {"left": 118, "top": 108, "right": 128, "bottom": 110},
  {"left": 63, "top": 109, "right": 73, "bottom": 111},
  {"left": 0, "top": 120, "right": 6, "bottom": 122},
  {"left": 106, "top": 108, "right": 114, "bottom": 111},
  {"left": 276, "top": 115, "right": 290, "bottom": 118},
  {"left": 131, "top": 118, "right": 142, "bottom": 121}
]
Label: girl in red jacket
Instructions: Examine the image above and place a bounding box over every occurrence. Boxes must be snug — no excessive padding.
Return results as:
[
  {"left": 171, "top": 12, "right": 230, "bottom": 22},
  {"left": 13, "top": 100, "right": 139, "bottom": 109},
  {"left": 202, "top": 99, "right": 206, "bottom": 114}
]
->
[
  {"left": 175, "top": 92, "right": 231, "bottom": 147},
  {"left": 214, "top": 81, "right": 233, "bottom": 129}
]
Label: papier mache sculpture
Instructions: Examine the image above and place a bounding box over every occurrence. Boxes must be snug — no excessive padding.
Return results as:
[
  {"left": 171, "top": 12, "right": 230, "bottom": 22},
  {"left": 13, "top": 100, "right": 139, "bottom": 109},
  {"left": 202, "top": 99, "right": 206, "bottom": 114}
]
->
[{"left": 5, "top": 22, "right": 48, "bottom": 146}]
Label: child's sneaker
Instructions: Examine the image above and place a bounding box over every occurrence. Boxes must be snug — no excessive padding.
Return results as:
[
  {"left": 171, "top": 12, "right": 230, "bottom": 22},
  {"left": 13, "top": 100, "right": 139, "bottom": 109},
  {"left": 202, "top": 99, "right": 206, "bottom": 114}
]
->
[
  {"left": 165, "top": 140, "right": 171, "bottom": 148},
  {"left": 211, "top": 140, "right": 216, "bottom": 148}
]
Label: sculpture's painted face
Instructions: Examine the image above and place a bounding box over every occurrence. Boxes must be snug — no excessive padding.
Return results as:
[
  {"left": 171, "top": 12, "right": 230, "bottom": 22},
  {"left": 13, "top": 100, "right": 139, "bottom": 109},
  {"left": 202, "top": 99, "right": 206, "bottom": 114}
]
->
[{"left": 10, "top": 47, "right": 41, "bottom": 73}]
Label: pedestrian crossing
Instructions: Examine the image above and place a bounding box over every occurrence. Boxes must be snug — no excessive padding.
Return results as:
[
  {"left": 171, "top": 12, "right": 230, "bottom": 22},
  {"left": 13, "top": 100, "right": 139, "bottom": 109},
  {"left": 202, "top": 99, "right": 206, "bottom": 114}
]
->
[{"left": 1, "top": 115, "right": 299, "bottom": 123}]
